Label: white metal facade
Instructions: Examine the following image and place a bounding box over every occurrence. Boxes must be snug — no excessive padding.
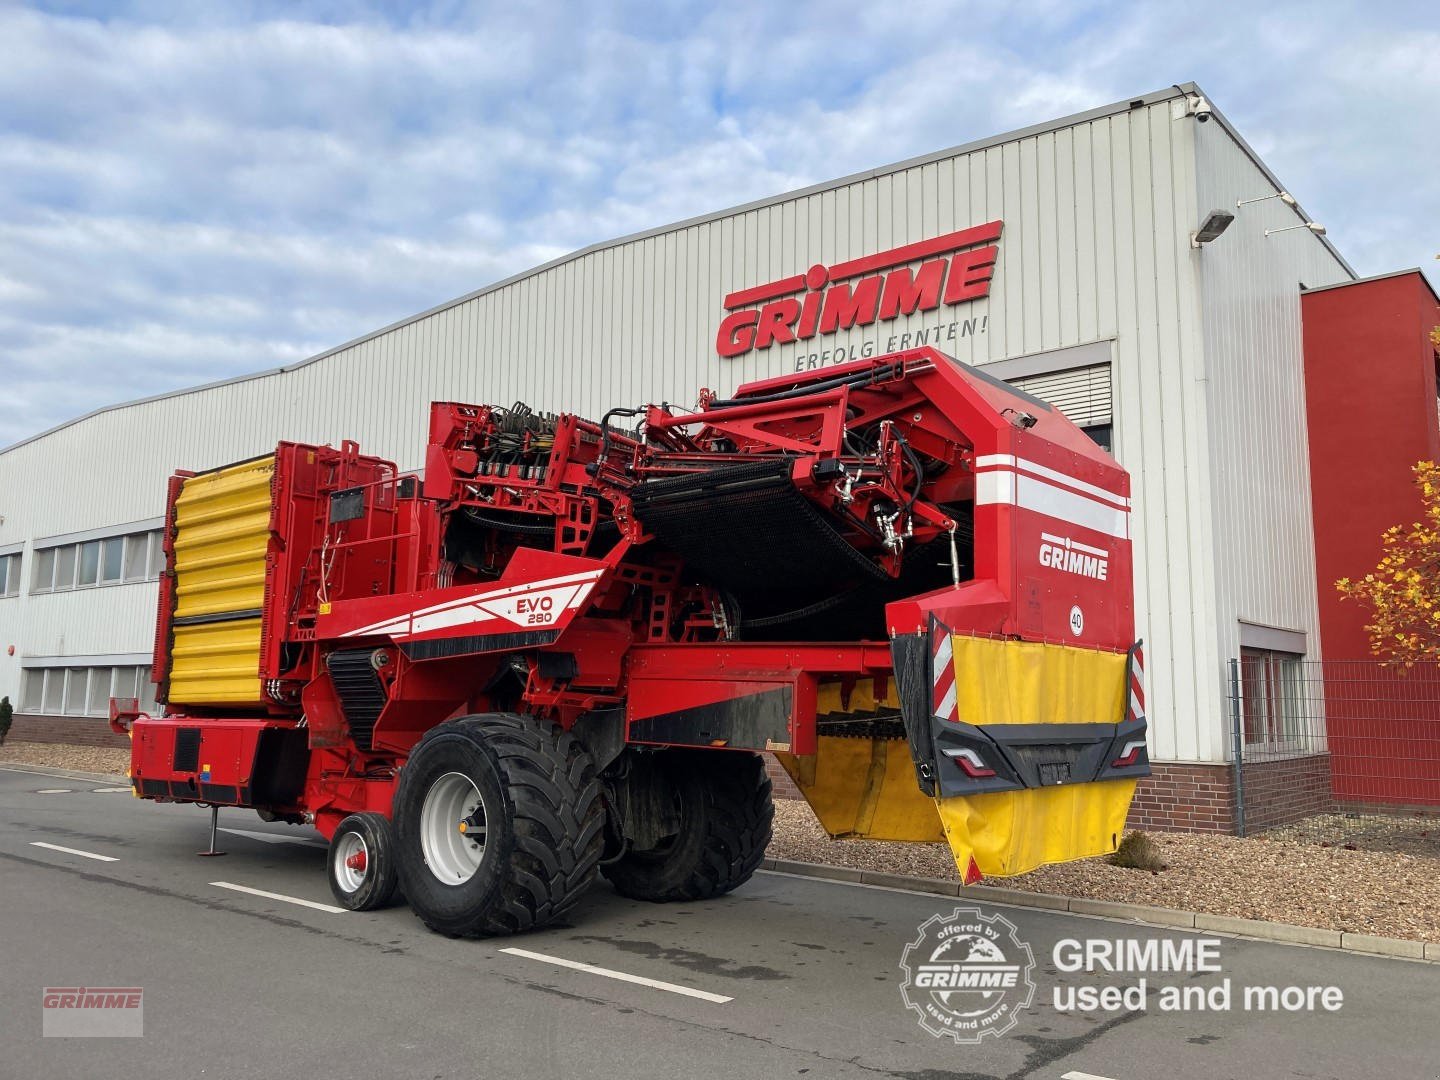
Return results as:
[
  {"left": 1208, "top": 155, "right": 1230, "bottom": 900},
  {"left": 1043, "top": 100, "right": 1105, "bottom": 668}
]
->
[{"left": 0, "top": 84, "right": 1352, "bottom": 762}]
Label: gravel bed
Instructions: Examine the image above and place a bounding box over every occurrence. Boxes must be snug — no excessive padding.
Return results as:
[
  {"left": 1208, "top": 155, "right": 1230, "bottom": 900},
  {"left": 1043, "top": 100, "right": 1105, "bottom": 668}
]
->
[
  {"left": 0, "top": 741, "right": 130, "bottom": 776},
  {"left": 770, "top": 800, "right": 1440, "bottom": 944},
  {"left": 1265, "top": 811, "right": 1440, "bottom": 859}
]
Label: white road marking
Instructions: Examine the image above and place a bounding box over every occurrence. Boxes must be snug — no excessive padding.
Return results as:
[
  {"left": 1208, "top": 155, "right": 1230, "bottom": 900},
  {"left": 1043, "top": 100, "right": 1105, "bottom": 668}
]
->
[
  {"left": 218, "top": 826, "right": 326, "bottom": 848},
  {"left": 92, "top": 787, "right": 132, "bottom": 793},
  {"left": 0, "top": 765, "right": 124, "bottom": 784},
  {"left": 210, "top": 881, "right": 346, "bottom": 913},
  {"left": 36, "top": 788, "right": 73, "bottom": 794},
  {"left": 1062, "top": 1072, "right": 1120, "bottom": 1080},
  {"left": 500, "top": 946, "right": 733, "bottom": 1004},
  {"left": 30, "top": 841, "right": 118, "bottom": 862}
]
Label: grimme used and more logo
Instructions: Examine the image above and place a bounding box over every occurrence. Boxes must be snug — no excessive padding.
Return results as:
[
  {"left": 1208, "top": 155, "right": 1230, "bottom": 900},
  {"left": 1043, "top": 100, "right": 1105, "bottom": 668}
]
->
[
  {"left": 42, "top": 987, "right": 144, "bottom": 1038},
  {"left": 715, "top": 220, "right": 1002, "bottom": 361},
  {"left": 900, "top": 908, "right": 1036, "bottom": 1042}
]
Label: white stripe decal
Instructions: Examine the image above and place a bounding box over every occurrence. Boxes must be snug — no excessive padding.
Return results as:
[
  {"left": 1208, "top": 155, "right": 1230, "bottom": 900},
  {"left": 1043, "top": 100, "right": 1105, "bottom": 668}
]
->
[
  {"left": 975, "top": 471, "right": 1014, "bottom": 506},
  {"left": 933, "top": 634, "right": 952, "bottom": 683},
  {"left": 936, "top": 684, "right": 957, "bottom": 721},
  {"left": 975, "top": 454, "right": 1129, "bottom": 508},
  {"left": 342, "top": 569, "right": 604, "bottom": 639},
  {"left": 1015, "top": 475, "right": 1128, "bottom": 538},
  {"left": 978, "top": 472, "right": 1129, "bottom": 539}
]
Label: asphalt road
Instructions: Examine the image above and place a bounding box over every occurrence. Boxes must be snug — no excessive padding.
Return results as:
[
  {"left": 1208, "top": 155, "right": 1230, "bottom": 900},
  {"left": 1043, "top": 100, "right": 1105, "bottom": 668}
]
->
[{"left": 2, "top": 763, "right": 1437, "bottom": 1080}]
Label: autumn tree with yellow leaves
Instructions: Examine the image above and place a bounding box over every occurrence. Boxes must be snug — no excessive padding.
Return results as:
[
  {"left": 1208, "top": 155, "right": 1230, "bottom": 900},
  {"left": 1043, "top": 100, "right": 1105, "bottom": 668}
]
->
[{"left": 1337, "top": 457, "right": 1440, "bottom": 662}]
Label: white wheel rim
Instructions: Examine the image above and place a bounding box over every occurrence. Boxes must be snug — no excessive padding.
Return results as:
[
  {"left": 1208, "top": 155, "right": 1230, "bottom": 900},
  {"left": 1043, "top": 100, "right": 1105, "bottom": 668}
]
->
[
  {"left": 420, "top": 771, "right": 487, "bottom": 884},
  {"left": 335, "top": 831, "right": 369, "bottom": 894}
]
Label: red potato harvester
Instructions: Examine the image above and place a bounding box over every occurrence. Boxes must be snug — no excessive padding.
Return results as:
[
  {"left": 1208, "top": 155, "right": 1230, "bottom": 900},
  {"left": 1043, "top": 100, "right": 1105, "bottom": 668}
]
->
[{"left": 115, "top": 347, "right": 1148, "bottom": 934}]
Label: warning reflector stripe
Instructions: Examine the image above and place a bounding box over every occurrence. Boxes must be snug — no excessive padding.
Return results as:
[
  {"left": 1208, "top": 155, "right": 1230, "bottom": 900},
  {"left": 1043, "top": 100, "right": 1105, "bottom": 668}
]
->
[
  {"left": 1127, "top": 646, "right": 1146, "bottom": 723},
  {"left": 932, "top": 625, "right": 957, "bottom": 723}
]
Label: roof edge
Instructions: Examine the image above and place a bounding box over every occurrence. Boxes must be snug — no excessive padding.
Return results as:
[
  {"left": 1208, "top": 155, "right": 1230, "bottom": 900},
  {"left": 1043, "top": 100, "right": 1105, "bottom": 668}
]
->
[{"left": 1301, "top": 267, "right": 1439, "bottom": 305}]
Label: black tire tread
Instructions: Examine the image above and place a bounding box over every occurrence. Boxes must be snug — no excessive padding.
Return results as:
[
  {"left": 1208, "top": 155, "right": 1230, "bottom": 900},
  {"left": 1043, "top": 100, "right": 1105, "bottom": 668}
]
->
[
  {"left": 403, "top": 713, "right": 604, "bottom": 937},
  {"left": 327, "top": 811, "right": 402, "bottom": 911},
  {"left": 604, "top": 751, "right": 774, "bottom": 903}
]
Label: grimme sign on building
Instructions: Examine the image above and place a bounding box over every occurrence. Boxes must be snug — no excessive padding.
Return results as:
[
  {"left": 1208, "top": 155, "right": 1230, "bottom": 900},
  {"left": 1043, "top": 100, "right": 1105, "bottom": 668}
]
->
[{"left": 714, "top": 220, "right": 1001, "bottom": 368}]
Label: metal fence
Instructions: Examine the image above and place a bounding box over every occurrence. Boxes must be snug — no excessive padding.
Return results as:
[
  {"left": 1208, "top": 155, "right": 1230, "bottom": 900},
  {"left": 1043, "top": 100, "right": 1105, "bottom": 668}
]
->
[{"left": 1228, "top": 656, "right": 1440, "bottom": 856}]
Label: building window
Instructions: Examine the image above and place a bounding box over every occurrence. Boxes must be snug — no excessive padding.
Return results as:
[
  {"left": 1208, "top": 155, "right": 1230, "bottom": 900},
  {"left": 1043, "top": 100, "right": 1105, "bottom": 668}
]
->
[
  {"left": 32, "top": 547, "right": 55, "bottom": 591},
  {"left": 87, "top": 668, "right": 112, "bottom": 715},
  {"left": 22, "top": 669, "right": 46, "bottom": 712},
  {"left": 123, "top": 533, "right": 149, "bottom": 581},
  {"left": 31, "top": 528, "right": 163, "bottom": 595},
  {"left": 17, "top": 664, "right": 157, "bottom": 717},
  {"left": 0, "top": 552, "right": 20, "bottom": 597},
  {"left": 1082, "top": 423, "right": 1113, "bottom": 453},
  {"left": 1239, "top": 647, "right": 1309, "bottom": 752},
  {"left": 102, "top": 537, "right": 124, "bottom": 583},
  {"left": 55, "top": 544, "right": 77, "bottom": 591}
]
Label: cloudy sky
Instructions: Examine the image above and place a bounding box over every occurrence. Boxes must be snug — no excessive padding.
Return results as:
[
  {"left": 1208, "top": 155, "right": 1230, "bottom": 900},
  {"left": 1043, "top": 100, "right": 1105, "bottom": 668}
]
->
[{"left": 1, "top": 1, "right": 1436, "bottom": 447}]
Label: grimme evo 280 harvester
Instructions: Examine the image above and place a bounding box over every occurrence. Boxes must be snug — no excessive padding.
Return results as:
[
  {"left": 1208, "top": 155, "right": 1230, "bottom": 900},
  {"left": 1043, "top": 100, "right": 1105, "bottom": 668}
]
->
[{"left": 115, "top": 346, "right": 1148, "bottom": 936}]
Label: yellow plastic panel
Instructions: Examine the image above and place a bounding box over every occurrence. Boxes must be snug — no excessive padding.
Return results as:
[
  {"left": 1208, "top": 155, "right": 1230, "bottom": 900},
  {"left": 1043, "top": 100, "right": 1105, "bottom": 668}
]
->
[
  {"left": 167, "top": 456, "right": 274, "bottom": 705},
  {"left": 172, "top": 456, "right": 274, "bottom": 620},
  {"left": 169, "top": 618, "right": 265, "bottom": 704}
]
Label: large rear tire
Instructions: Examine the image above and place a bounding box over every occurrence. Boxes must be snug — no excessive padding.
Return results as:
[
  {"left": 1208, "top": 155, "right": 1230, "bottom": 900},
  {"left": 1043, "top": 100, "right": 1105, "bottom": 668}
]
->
[
  {"left": 602, "top": 750, "right": 773, "bottom": 903},
  {"left": 393, "top": 713, "right": 604, "bottom": 936}
]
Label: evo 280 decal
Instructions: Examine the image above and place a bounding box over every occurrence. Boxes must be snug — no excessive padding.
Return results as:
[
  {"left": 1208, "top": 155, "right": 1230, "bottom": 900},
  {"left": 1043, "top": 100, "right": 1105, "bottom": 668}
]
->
[{"left": 338, "top": 569, "right": 605, "bottom": 640}]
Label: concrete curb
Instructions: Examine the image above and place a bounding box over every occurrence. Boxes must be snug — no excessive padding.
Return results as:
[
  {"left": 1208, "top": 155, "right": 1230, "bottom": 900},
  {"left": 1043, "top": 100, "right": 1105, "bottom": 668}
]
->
[
  {"left": 0, "top": 762, "right": 130, "bottom": 785},
  {"left": 762, "top": 857, "right": 1436, "bottom": 962}
]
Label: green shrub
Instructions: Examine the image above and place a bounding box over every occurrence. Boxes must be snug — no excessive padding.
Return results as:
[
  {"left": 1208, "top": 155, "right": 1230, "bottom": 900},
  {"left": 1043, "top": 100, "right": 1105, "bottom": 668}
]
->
[
  {"left": 0, "top": 695, "right": 12, "bottom": 746},
  {"left": 1110, "top": 830, "right": 1166, "bottom": 871}
]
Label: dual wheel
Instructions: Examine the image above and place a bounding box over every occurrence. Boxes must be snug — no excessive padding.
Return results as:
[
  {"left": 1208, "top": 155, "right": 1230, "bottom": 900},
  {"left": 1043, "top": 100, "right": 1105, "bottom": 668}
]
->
[{"left": 325, "top": 713, "right": 774, "bottom": 935}]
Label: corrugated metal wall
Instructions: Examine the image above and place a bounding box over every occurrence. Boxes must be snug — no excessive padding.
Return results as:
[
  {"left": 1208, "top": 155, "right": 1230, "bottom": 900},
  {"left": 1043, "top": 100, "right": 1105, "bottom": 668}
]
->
[
  {"left": 1194, "top": 120, "right": 1351, "bottom": 732},
  {"left": 0, "top": 90, "right": 1350, "bottom": 763}
]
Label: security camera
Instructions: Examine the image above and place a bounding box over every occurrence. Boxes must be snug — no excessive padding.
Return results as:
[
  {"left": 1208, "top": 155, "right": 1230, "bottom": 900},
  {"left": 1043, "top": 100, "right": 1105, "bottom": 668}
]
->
[
  {"left": 1003, "top": 409, "right": 1038, "bottom": 430},
  {"left": 1187, "top": 95, "right": 1212, "bottom": 123}
]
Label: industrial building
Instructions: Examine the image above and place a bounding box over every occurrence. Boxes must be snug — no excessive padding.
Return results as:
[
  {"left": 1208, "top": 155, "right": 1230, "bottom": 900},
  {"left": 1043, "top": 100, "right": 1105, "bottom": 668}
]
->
[{"left": 3, "top": 82, "right": 1426, "bottom": 829}]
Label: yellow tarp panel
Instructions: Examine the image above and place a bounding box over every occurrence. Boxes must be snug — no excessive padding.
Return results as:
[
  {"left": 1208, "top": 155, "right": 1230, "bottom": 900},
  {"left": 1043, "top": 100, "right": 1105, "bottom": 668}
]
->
[
  {"left": 782, "top": 639, "right": 1135, "bottom": 879},
  {"left": 778, "top": 678, "right": 943, "bottom": 842},
  {"left": 936, "top": 636, "right": 1130, "bottom": 876},
  {"left": 950, "top": 635, "right": 1126, "bottom": 728},
  {"left": 776, "top": 737, "right": 946, "bottom": 843},
  {"left": 167, "top": 456, "right": 274, "bottom": 705},
  {"left": 936, "top": 779, "right": 1136, "bottom": 878}
]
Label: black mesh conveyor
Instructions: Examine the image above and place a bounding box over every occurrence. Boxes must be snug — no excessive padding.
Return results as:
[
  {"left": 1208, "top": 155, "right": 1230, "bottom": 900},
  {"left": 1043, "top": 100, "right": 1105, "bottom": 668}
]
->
[{"left": 630, "top": 458, "right": 889, "bottom": 621}]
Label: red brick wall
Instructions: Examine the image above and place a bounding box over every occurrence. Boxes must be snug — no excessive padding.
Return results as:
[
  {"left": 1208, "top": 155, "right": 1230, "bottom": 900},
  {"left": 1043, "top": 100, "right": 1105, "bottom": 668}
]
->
[
  {"left": 1125, "top": 762, "right": 1236, "bottom": 833},
  {"left": 7, "top": 714, "right": 130, "bottom": 749},
  {"left": 764, "top": 753, "right": 802, "bottom": 800},
  {"left": 1240, "top": 753, "right": 1334, "bottom": 833}
]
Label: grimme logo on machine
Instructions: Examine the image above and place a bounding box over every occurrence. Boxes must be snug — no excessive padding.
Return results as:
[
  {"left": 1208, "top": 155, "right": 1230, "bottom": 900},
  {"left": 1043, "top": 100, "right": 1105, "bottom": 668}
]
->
[
  {"left": 900, "top": 907, "right": 1036, "bottom": 1042},
  {"left": 1039, "top": 532, "right": 1110, "bottom": 581},
  {"left": 715, "top": 220, "right": 1002, "bottom": 359}
]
